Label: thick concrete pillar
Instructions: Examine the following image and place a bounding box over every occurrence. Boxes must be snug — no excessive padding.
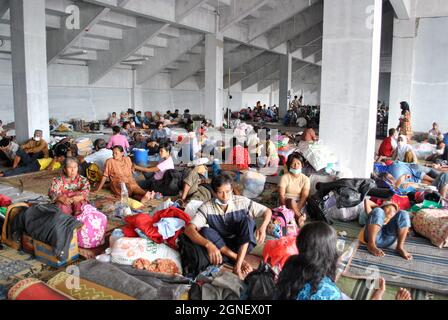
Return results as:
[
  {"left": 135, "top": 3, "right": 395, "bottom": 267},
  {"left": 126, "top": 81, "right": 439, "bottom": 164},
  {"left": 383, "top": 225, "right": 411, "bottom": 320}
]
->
[
  {"left": 388, "top": 18, "right": 417, "bottom": 130},
  {"left": 279, "top": 43, "right": 292, "bottom": 119},
  {"left": 204, "top": 33, "right": 224, "bottom": 127},
  {"left": 319, "top": 0, "right": 382, "bottom": 178},
  {"left": 10, "top": 0, "right": 50, "bottom": 143}
]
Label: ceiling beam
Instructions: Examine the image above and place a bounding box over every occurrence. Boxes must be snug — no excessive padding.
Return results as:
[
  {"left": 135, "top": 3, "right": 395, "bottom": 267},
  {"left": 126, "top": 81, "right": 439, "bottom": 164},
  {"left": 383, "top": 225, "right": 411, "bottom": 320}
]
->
[
  {"left": 266, "top": 2, "right": 323, "bottom": 50},
  {"left": 241, "top": 56, "right": 280, "bottom": 91},
  {"left": 256, "top": 60, "right": 309, "bottom": 91},
  {"left": 289, "top": 23, "right": 323, "bottom": 53},
  {"left": 83, "top": 0, "right": 215, "bottom": 33},
  {"left": 247, "top": 0, "right": 321, "bottom": 42},
  {"left": 137, "top": 30, "right": 203, "bottom": 84},
  {"left": 171, "top": 47, "right": 204, "bottom": 88},
  {"left": 219, "top": 0, "right": 270, "bottom": 32},
  {"left": 223, "top": 52, "right": 278, "bottom": 89},
  {"left": 47, "top": 2, "right": 110, "bottom": 64},
  {"left": 176, "top": 0, "right": 208, "bottom": 21},
  {"left": 389, "top": 0, "right": 411, "bottom": 19},
  {"left": 89, "top": 18, "right": 167, "bottom": 84},
  {"left": 224, "top": 46, "right": 264, "bottom": 72},
  {"left": 0, "top": 0, "right": 9, "bottom": 18}
]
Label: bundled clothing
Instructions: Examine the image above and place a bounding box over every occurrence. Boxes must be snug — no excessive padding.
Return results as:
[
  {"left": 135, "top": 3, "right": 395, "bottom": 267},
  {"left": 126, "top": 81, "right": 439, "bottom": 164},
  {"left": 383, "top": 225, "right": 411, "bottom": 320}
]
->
[
  {"left": 122, "top": 207, "right": 191, "bottom": 249},
  {"left": 316, "top": 178, "right": 376, "bottom": 208},
  {"left": 11, "top": 204, "right": 82, "bottom": 260}
]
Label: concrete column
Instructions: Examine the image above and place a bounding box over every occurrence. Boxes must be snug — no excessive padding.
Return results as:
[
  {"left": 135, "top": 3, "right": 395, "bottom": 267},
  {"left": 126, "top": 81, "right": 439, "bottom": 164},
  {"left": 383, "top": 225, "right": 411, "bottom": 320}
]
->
[
  {"left": 204, "top": 33, "right": 224, "bottom": 127},
  {"left": 319, "top": 0, "right": 382, "bottom": 178},
  {"left": 131, "top": 69, "right": 143, "bottom": 109},
  {"left": 388, "top": 18, "right": 417, "bottom": 130},
  {"left": 279, "top": 43, "right": 292, "bottom": 119},
  {"left": 10, "top": 0, "right": 50, "bottom": 143}
]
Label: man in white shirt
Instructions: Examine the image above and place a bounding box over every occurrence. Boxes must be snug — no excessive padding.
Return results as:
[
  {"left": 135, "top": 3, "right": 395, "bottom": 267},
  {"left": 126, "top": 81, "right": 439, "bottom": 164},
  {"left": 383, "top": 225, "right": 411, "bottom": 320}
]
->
[
  {"left": 0, "top": 137, "right": 20, "bottom": 166},
  {"left": 83, "top": 139, "right": 113, "bottom": 172}
]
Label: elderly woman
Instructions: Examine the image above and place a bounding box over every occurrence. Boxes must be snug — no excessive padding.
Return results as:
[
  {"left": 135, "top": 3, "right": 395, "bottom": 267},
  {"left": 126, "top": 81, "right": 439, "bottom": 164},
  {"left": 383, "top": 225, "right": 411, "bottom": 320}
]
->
[
  {"left": 49, "top": 157, "right": 90, "bottom": 216},
  {"left": 95, "top": 145, "right": 153, "bottom": 204},
  {"left": 278, "top": 152, "right": 310, "bottom": 227}
]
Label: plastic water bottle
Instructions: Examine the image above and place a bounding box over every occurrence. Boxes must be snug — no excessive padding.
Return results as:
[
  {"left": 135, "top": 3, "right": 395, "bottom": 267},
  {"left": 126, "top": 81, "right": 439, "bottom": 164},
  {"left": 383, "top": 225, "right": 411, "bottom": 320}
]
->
[
  {"left": 337, "top": 240, "right": 358, "bottom": 276},
  {"left": 120, "top": 182, "right": 132, "bottom": 216}
]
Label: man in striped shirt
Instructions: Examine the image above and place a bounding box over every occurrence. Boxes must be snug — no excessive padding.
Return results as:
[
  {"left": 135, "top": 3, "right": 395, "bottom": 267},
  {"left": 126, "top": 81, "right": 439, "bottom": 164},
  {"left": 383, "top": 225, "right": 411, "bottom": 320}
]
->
[{"left": 185, "top": 173, "right": 272, "bottom": 279}]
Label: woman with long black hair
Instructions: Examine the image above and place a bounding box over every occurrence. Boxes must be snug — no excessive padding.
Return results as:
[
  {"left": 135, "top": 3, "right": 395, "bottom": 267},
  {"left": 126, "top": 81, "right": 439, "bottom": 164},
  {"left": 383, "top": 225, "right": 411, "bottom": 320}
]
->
[{"left": 276, "top": 222, "right": 412, "bottom": 300}]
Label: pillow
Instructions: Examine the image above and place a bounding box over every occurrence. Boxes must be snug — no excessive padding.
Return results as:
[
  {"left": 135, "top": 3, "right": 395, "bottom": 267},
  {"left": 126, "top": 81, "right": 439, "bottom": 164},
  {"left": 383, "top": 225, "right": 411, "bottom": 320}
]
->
[{"left": 412, "top": 209, "right": 448, "bottom": 248}]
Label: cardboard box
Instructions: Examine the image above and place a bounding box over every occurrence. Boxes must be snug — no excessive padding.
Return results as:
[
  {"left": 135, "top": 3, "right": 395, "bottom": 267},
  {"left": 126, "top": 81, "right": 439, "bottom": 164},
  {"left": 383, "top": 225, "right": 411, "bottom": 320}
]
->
[{"left": 33, "top": 232, "right": 79, "bottom": 268}]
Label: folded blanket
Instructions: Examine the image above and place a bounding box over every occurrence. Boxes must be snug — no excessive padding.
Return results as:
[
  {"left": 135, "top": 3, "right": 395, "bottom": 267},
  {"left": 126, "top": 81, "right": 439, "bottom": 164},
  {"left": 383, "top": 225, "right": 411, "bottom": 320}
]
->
[{"left": 78, "top": 260, "right": 190, "bottom": 300}]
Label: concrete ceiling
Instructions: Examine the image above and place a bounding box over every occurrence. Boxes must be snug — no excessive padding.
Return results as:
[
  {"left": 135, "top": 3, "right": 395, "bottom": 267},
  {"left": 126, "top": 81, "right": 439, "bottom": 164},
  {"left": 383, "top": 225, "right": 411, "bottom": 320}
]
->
[{"left": 0, "top": 0, "right": 328, "bottom": 91}]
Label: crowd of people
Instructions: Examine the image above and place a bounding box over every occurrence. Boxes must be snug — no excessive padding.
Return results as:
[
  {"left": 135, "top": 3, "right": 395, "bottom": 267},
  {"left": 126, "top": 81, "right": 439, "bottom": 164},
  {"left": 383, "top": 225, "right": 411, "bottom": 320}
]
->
[{"left": 1, "top": 99, "right": 446, "bottom": 301}]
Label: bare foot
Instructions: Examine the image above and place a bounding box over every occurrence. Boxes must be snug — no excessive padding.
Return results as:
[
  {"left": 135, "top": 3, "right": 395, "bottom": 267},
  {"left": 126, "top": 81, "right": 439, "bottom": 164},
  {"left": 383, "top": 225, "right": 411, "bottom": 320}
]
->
[
  {"left": 397, "top": 247, "right": 413, "bottom": 261},
  {"left": 396, "top": 288, "right": 412, "bottom": 300},
  {"left": 79, "top": 248, "right": 96, "bottom": 259},
  {"left": 140, "top": 191, "right": 155, "bottom": 205},
  {"left": 367, "top": 244, "right": 385, "bottom": 257},
  {"left": 234, "top": 261, "right": 253, "bottom": 280},
  {"left": 370, "top": 277, "right": 386, "bottom": 300}
]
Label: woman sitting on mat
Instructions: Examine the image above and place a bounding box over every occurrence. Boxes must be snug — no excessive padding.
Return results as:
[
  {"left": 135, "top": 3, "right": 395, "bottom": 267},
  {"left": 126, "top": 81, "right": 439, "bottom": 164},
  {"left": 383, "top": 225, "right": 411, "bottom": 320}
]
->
[
  {"left": 94, "top": 145, "right": 153, "bottom": 205},
  {"left": 49, "top": 157, "right": 90, "bottom": 216},
  {"left": 276, "top": 222, "right": 412, "bottom": 300},
  {"left": 278, "top": 152, "right": 310, "bottom": 227}
]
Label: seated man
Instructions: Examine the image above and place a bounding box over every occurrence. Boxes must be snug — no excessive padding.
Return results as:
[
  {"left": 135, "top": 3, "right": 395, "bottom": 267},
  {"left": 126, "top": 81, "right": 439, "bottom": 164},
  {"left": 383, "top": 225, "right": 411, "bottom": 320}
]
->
[
  {"left": 428, "top": 122, "right": 444, "bottom": 144},
  {"left": 180, "top": 159, "right": 211, "bottom": 204},
  {"left": 21, "top": 129, "right": 49, "bottom": 159},
  {"left": 0, "top": 137, "right": 20, "bottom": 167},
  {"left": 426, "top": 140, "right": 445, "bottom": 162},
  {"left": 184, "top": 173, "right": 272, "bottom": 279},
  {"left": 376, "top": 128, "right": 398, "bottom": 162},
  {"left": 81, "top": 138, "right": 113, "bottom": 173},
  {"left": 108, "top": 112, "right": 120, "bottom": 127},
  {"left": 150, "top": 122, "right": 168, "bottom": 143},
  {"left": 392, "top": 135, "right": 417, "bottom": 163},
  {"left": 301, "top": 125, "right": 318, "bottom": 142},
  {"left": 360, "top": 201, "right": 412, "bottom": 261}
]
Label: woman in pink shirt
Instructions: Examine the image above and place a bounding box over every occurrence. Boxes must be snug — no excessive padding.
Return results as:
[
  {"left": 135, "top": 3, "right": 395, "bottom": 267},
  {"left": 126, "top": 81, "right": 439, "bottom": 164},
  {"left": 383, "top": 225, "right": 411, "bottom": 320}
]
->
[
  {"left": 134, "top": 143, "right": 175, "bottom": 191},
  {"left": 107, "top": 126, "right": 130, "bottom": 152}
]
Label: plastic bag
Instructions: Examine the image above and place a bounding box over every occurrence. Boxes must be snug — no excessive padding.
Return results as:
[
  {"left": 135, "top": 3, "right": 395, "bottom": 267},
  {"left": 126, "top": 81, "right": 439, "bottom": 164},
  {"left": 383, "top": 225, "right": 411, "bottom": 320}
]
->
[
  {"left": 243, "top": 263, "right": 276, "bottom": 300},
  {"left": 184, "top": 200, "right": 204, "bottom": 218},
  {"left": 262, "top": 236, "right": 298, "bottom": 271},
  {"left": 110, "top": 237, "right": 182, "bottom": 273},
  {"left": 242, "top": 171, "right": 266, "bottom": 199},
  {"left": 76, "top": 204, "right": 108, "bottom": 249}
]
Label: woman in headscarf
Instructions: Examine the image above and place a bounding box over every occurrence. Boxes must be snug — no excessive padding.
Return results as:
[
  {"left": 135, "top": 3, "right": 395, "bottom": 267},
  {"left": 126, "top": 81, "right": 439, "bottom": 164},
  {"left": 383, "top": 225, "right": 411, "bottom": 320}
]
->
[{"left": 397, "top": 101, "right": 413, "bottom": 141}]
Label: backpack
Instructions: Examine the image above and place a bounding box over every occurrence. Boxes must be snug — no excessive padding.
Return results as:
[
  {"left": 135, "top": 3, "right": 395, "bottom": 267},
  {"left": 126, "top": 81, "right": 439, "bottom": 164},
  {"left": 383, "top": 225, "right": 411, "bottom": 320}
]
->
[
  {"left": 266, "top": 206, "right": 299, "bottom": 239},
  {"left": 243, "top": 263, "right": 276, "bottom": 300},
  {"left": 177, "top": 234, "right": 210, "bottom": 278},
  {"left": 306, "top": 193, "right": 333, "bottom": 224}
]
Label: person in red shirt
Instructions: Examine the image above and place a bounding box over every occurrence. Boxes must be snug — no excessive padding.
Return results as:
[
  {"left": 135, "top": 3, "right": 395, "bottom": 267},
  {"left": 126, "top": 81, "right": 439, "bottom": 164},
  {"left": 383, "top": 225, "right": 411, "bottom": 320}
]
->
[{"left": 376, "top": 128, "right": 398, "bottom": 162}]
